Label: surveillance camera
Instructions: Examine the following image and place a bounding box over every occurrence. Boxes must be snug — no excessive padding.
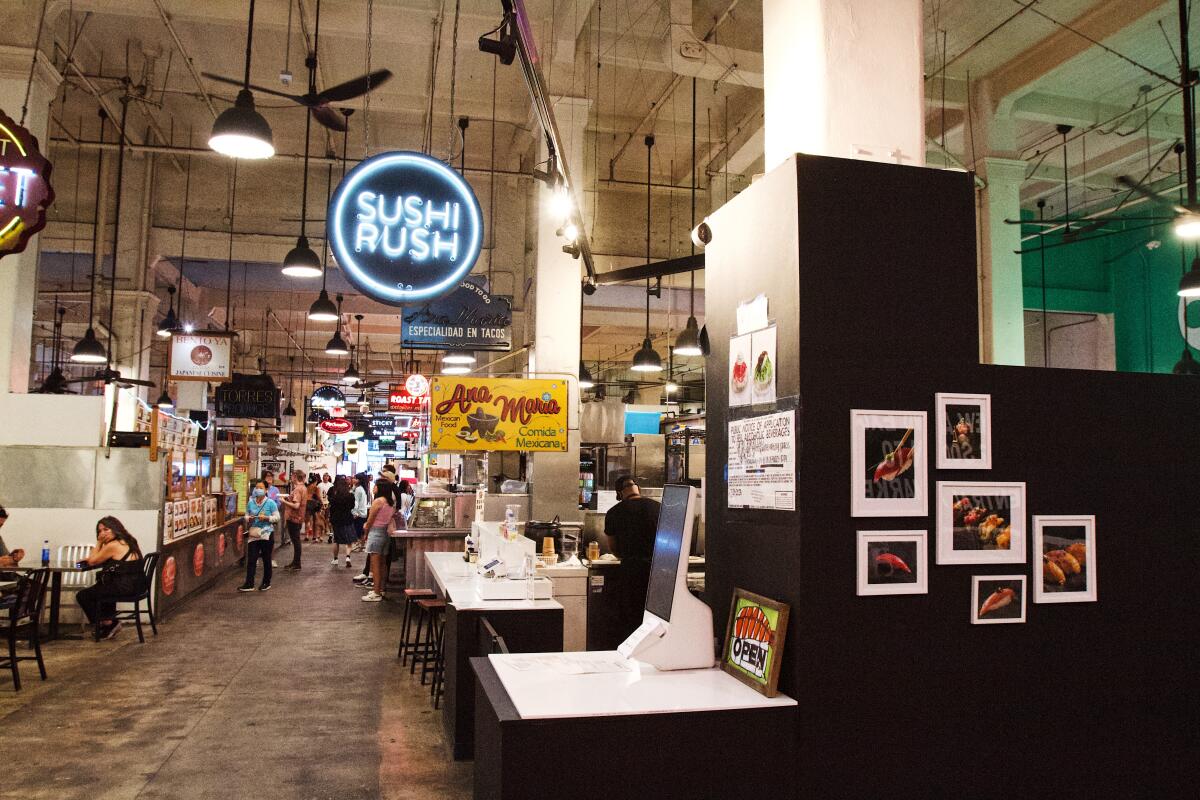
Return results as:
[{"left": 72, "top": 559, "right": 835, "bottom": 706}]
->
[
  {"left": 279, "top": 70, "right": 293, "bottom": 86},
  {"left": 690, "top": 220, "right": 712, "bottom": 248},
  {"left": 582, "top": 281, "right": 597, "bottom": 296}
]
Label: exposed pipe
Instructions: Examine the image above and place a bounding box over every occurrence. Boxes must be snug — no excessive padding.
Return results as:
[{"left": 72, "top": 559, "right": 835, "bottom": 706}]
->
[{"left": 149, "top": 0, "right": 218, "bottom": 119}]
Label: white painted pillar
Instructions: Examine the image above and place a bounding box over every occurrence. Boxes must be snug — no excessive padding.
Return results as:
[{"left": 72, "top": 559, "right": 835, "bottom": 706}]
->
[
  {"left": 0, "top": 46, "right": 60, "bottom": 394},
  {"left": 762, "top": 0, "right": 924, "bottom": 171},
  {"left": 980, "top": 157, "right": 1027, "bottom": 365},
  {"left": 530, "top": 96, "right": 589, "bottom": 523}
]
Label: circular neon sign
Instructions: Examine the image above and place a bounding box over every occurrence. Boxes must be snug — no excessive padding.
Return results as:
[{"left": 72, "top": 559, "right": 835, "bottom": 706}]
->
[{"left": 328, "top": 151, "right": 483, "bottom": 305}]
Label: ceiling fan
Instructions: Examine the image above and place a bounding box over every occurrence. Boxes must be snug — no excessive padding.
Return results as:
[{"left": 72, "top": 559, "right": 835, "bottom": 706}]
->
[
  {"left": 64, "top": 365, "right": 156, "bottom": 390},
  {"left": 203, "top": 0, "right": 390, "bottom": 133}
]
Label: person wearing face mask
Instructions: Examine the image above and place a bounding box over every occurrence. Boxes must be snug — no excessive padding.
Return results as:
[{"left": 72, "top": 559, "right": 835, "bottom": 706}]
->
[{"left": 238, "top": 480, "right": 280, "bottom": 592}]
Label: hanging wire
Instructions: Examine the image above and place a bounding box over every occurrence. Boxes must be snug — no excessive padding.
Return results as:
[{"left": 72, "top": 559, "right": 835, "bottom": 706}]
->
[
  {"left": 20, "top": 0, "right": 50, "bottom": 126},
  {"left": 177, "top": 129, "right": 193, "bottom": 324},
  {"left": 225, "top": 161, "right": 238, "bottom": 331},
  {"left": 445, "top": 0, "right": 462, "bottom": 161},
  {"left": 488, "top": 52, "right": 497, "bottom": 288}
]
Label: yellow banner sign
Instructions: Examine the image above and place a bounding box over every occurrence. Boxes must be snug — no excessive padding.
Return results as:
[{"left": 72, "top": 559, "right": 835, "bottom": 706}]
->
[{"left": 430, "top": 376, "right": 567, "bottom": 452}]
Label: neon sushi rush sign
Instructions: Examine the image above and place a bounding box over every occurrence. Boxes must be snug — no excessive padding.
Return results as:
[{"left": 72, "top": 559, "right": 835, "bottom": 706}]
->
[{"left": 328, "top": 151, "right": 483, "bottom": 305}]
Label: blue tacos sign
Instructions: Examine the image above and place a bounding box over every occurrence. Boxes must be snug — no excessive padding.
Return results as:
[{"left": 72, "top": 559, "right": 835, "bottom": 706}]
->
[{"left": 401, "top": 278, "right": 512, "bottom": 352}]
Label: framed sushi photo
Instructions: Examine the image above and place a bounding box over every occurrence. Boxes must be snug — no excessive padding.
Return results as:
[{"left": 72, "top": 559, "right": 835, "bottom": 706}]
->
[
  {"left": 935, "top": 392, "right": 991, "bottom": 470},
  {"left": 971, "top": 575, "right": 1026, "bottom": 624},
  {"left": 935, "top": 480, "right": 1025, "bottom": 564},
  {"left": 721, "top": 588, "right": 790, "bottom": 698},
  {"left": 1033, "top": 515, "right": 1097, "bottom": 604},
  {"left": 856, "top": 531, "right": 928, "bottom": 596},
  {"left": 850, "top": 409, "right": 927, "bottom": 517}
]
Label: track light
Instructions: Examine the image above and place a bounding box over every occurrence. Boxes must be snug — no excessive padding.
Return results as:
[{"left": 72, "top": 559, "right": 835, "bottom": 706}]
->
[{"left": 478, "top": 16, "right": 516, "bottom": 65}]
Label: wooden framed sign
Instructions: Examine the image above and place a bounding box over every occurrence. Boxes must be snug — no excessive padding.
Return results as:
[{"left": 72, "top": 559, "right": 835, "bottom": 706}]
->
[{"left": 721, "top": 588, "right": 790, "bottom": 697}]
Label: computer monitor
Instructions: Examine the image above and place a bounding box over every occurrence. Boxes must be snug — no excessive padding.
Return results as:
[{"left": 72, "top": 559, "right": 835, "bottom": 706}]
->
[
  {"left": 644, "top": 484, "right": 691, "bottom": 621},
  {"left": 617, "top": 484, "right": 714, "bottom": 670}
]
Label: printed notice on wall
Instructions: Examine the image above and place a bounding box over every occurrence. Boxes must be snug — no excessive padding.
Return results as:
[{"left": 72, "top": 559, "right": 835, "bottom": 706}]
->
[{"left": 728, "top": 410, "right": 796, "bottom": 511}]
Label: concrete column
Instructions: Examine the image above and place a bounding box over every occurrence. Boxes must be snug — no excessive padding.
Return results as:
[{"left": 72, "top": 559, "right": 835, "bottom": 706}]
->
[
  {"left": 530, "top": 96, "right": 589, "bottom": 523},
  {"left": 979, "top": 157, "right": 1026, "bottom": 365},
  {"left": 0, "top": 46, "right": 60, "bottom": 394},
  {"left": 762, "top": 0, "right": 924, "bottom": 171}
]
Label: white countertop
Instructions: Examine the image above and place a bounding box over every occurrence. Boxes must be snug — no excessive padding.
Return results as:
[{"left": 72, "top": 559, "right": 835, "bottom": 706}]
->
[
  {"left": 425, "top": 551, "right": 563, "bottom": 612},
  {"left": 487, "top": 650, "right": 797, "bottom": 719}
]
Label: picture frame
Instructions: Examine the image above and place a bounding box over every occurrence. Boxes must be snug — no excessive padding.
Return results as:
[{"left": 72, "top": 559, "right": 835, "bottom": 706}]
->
[
  {"left": 936, "top": 481, "right": 1025, "bottom": 564},
  {"left": 971, "top": 575, "right": 1026, "bottom": 624},
  {"left": 856, "top": 531, "right": 928, "bottom": 596},
  {"left": 935, "top": 392, "right": 992, "bottom": 470},
  {"left": 721, "top": 588, "right": 790, "bottom": 698},
  {"left": 850, "top": 409, "right": 927, "bottom": 517},
  {"left": 1032, "top": 515, "right": 1097, "bottom": 604}
]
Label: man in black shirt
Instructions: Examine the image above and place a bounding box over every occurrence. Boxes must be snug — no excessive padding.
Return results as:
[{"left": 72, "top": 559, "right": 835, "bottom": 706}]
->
[{"left": 604, "top": 475, "right": 661, "bottom": 636}]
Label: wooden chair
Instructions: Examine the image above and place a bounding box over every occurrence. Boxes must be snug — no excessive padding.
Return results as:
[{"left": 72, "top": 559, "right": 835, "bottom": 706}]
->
[{"left": 1, "top": 569, "right": 49, "bottom": 691}]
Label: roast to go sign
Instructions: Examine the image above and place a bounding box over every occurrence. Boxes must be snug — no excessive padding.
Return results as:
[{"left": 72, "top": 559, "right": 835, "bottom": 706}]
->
[
  {"left": 0, "top": 109, "right": 54, "bottom": 258},
  {"left": 168, "top": 332, "right": 234, "bottom": 382},
  {"left": 430, "top": 377, "right": 566, "bottom": 452},
  {"left": 328, "top": 151, "right": 482, "bottom": 305}
]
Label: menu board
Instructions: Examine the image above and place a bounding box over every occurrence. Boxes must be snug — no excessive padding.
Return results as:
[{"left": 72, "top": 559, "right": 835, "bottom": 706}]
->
[
  {"left": 172, "top": 500, "right": 189, "bottom": 539},
  {"left": 231, "top": 464, "right": 250, "bottom": 514}
]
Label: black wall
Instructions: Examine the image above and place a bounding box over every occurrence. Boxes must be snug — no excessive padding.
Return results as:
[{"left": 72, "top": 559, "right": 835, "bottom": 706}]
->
[{"left": 705, "top": 155, "right": 1198, "bottom": 798}]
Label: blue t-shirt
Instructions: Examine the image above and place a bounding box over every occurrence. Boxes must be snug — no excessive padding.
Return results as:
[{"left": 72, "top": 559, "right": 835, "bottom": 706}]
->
[{"left": 246, "top": 497, "right": 279, "bottom": 538}]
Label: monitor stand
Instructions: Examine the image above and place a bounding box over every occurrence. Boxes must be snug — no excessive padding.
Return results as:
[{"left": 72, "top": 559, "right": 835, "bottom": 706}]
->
[{"left": 618, "top": 589, "right": 713, "bottom": 671}]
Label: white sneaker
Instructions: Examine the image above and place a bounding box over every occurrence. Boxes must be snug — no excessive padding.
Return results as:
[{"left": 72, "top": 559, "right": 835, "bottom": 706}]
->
[
  {"left": 271, "top": 560, "right": 279, "bottom": 567},
  {"left": 352, "top": 572, "right": 368, "bottom": 582},
  {"left": 361, "top": 591, "right": 383, "bottom": 602},
  {"left": 330, "top": 558, "right": 339, "bottom": 566},
  {"left": 344, "top": 557, "right": 352, "bottom": 567}
]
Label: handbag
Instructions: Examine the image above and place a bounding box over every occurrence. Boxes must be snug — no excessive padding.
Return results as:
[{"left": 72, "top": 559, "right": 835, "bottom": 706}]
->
[
  {"left": 306, "top": 497, "right": 321, "bottom": 515},
  {"left": 95, "top": 561, "right": 121, "bottom": 586}
]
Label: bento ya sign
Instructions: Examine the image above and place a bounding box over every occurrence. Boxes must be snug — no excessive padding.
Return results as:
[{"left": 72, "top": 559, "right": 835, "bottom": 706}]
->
[{"left": 328, "top": 151, "right": 482, "bottom": 305}]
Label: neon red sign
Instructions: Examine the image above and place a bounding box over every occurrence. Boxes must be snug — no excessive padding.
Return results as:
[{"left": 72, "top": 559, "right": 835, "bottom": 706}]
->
[
  {"left": 389, "top": 375, "right": 430, "bottom": 412},
  {"left": 320, "top": 418, "right": 353, "bottom": 435},
  {"left": 0, "top": 109, "right": 53, "bottom": 258}
]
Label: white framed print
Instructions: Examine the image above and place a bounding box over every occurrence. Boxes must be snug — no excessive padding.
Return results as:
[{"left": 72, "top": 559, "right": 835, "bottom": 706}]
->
[
  {"left": 935, "top": 392, "right": 992, "bottom": 470},
  {"left": 936, "top": 481, "right": 1026, "bottom": 564},
  {"left": 1033, "top": 515, "right": 1097, "bottom": 604},
  {"left": 856, "top": 531, "right": 928, "bottom": 596},
  {"left": 850, "top": 409, "right": 927, "bottom": 517},
  {"left": 971, "top": 575, "right": 1026, "bottom": 624}
]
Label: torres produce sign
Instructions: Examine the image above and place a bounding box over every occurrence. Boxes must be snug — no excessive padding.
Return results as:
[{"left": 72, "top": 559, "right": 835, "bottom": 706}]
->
[
  {"left": 430, "top": 376, "right": 566, "bottom": 452},
  {"left": 328, "top": 150, "right": 483, "bottom": 305},
  {"left": 0, "top": 108, "right": 53, "bottom": 258}
]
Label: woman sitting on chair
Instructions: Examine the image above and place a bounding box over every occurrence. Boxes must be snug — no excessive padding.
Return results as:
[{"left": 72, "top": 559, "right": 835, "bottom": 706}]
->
[{"left": 76, "top": 516, "right": 146, "bottom": 641}]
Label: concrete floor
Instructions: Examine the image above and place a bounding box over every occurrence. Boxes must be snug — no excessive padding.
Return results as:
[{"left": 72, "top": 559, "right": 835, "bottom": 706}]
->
[{"left": 0, "top": 544, "right": 473, "bottom": 800}]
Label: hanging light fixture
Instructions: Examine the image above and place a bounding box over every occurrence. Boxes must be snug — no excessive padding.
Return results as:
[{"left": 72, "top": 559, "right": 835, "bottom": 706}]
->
[
  {"left": 674, "top": 78, "right": 703, "bottom": 358},
  {"left": 283, "top": 355, "right": 298, "bottom": 417},
  {"left": 631, "top": 135, "right": 663, "bottom": 373},
  {"left": 309, "top": 113, "right": 351, "bottom": 318},
  {"left": 579, "top": 360, "right": 595, "bottom": 389},
  {"left": 176, "top": 140, "right": 194, "bottom": 331},
  {"left": 157, "top": 286, "right": 180, "bottom": 337},
  {"left": 444, "top": 351, "right": 476, "bottom": 365},
  {"left": 325, "top": 294, "right": 349, "bottom": 354},
  {"left": 1179, "top": 256, "right": 1200, "bottom": 297},
  {"left": 156, "top": 386, "right": 174, "bottom": 409},
  {"left": 209, "top": 0, "right": 274, "bottom": 159},
  {"left": 443, "top": 348, "right": 470, "bottom": 375},
  {"left": 282, "top": 5, "right": 323, "bottom": 277},
  {"left": 342, "top": 347, "right": 361, "bottom": 384},
  {"left": 73, "top": 109, "right": 109, "bottom": 365},
  {"left": 308, "top": 288, "right": 339, "bottom": 321}
]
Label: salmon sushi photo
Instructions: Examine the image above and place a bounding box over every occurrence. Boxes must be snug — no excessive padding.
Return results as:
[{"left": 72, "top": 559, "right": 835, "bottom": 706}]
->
[
  {"left": 971, "top": 575, "right": 1026, "bottom": 624},
  {"left": 856, "top": 531, "right": 928, "bottom": 596}
]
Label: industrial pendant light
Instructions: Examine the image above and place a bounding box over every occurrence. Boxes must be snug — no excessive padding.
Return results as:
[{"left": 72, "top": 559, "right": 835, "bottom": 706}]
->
[
  {"left": 444, "top": 351, "right": 476, "bottom": 365},
  {"left": 209, "top": 0, "right": 274, "bottom": 159},
  {"left": 325, "top": 294, "right": 349, "bottom": 355},
  {"left": 156, "top": 385, "right": 174, "bottom": 409},
  {"left": 342, "top": 346, "right": 361, "bottom": 384},
  {"left": 579, "top": 360, "right": 595, "bottom": 389},
  {"left": 282, "top": 3, "right": 323, "bottom": 277},
  {"left": 308, "top": 118, "right": 350, "bottom": 319},
  {"left": 73, "top": 110, "right": 109, "bottom": 364},
  {"left": 631, "top": 135, "right": 663, "bottom": 373},
  {"left": 443, "top": 347, "right": 471, "bottom": 374},
  {"left": 308, "top": 288, "right": 339, "bottom": 321},
  {"left": 1179, "top": 256, "right": 1200, "bottom": 297},
  {"left": 157, "top": 286, "right": 180, "bottom": 337},
  {"left": 674, "top": 78, "right": 703, "bottom": 358},
  {"left": 283, "top": 355, "right": 298, "bottom": 417}
]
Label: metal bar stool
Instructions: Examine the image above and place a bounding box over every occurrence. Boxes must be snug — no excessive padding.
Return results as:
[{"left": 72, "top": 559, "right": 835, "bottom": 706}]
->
[
  {"left": 397, "top": 588, "right": 436, "bottom": 664},
  {"left": 413, "top": 598, "right": 446, "bottom": 685}
]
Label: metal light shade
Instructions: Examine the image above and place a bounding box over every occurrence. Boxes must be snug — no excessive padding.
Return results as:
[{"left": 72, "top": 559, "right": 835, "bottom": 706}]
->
[
  {"left": 442, "top": 364, "right": 471, "bottom": 375},
  {"left": 282, "top": 400, "right": 297, "bottom": 417},
  {"left": 1179, "top": 257, "right": 1200, "bottom": 297},
  {"left": 698, "top": 323, "right": 711, "bottom": 356},
  {"left": 325, "top": 330, "right": 349, "bottom": 355},
  {"left": 156, "top": 306, "right": 180, "bottom": 338},
  {"left": 155, "top": 388, "right": 173, "bottom": 409},
  {"left": 579, "top": 360, "right": 594, "bottom": 389},
  {"left": 631, "top": 337, "right": 663, "bottom": 372},
  {"left": 71, "top": 327, "right": 108, "bottom": 364},
  {"left": 1173, "top": 347, "right": 1200, "bottom": 375},
  {"left": 209, "top": 89, "right": 274, "bottom": 159},
  {"left": 281, "top": 236, "right": 322, "bottom": 278},
  {"left": 307, "top": 288, "right": 339, "bottom": 321},
  {"left": 443, "top": 351, "right": 476, "bottom": 364},
  {"left": 341, "top": 362, "right": 361, "bottom": 384},
  {"left": 673, "top": 315, "right": 703, "bottom": 356}
]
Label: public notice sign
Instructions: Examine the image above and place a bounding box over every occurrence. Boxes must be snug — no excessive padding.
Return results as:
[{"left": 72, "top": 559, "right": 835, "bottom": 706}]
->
[
  {"left": 430, "top": 376, "right": 567, "bottom": 452},
  {"left": 728, "top": 409, "right": 796, "bottom": 511},
  {"left": 168, "top": 332, "right": 234, "bottom": 382}
]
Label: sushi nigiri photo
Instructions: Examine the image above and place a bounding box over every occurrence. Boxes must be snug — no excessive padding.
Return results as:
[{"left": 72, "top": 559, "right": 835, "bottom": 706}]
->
[
  {"left": 872, "top": 428, "right": 915, "bottom": 482},
  {"left": 874, "top": 552, "right": 912, "bottom": 576},
  {"left": 971, "top": 576, "right": 1026, "bottom": 624},
  {"left": 978, "top": 587, "right": 1014, "bottom": 616}
]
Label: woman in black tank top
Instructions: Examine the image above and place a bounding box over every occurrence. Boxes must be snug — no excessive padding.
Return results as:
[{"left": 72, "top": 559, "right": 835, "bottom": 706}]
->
[{"left": 76, "top": 516, "right": 147, "bottom": 641}]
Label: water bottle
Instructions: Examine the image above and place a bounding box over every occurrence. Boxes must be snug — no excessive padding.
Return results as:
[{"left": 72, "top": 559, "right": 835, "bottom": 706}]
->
[
  {"left": 524, "top": 553, "right": 536, "bottom": 600},
  {"left": 41, "top": 539, "right": 50, "bottom": 567}
]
